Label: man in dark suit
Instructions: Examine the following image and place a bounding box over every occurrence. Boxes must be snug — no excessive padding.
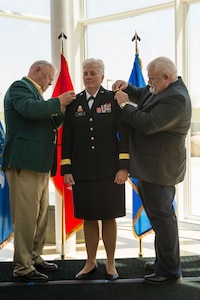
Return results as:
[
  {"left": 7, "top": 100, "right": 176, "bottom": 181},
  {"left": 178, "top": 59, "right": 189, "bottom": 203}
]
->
[
  {"left": 2, "top": 60, "right": 76, "bottom": 282},
  {"left": 112, "top": 56, "right": 191, "bottom": 284}
]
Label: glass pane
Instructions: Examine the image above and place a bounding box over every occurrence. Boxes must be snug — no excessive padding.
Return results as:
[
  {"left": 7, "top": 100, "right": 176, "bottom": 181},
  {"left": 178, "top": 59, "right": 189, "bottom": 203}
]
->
[
  {"left": 86, "top": 0, "right": 171, "bottom": 18},
  {"left": 0, "top": 17, "right": 51, "bottom": 112},
  {"left": 188, "top": 3, "right": 200, "bottom": 219},
  {"left": 86, "top": 9, "right": 174, "bottom": 88},
  {"left": 0, "top": 0, "right": 50, "bottom": 17}
]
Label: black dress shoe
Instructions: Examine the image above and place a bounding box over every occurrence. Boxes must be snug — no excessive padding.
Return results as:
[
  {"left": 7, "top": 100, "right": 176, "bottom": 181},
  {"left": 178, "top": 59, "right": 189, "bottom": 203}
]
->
[
  {"left": 35, "top": 261, "right": 58, "bottom": 271},
  {"left": 144, "top": 273, "right": 182, "bottom": 284},
  {"left": 14, "top": 270, "right": 49, "bottom": 282},
  {"left": 144, "top": 262, "right": 156, "bottom": 273},
  {"left": 106, "top": 273, "right": 119, "bottom": 281},
  {"left": 75, "top": 265, "right": 98, "bottom": 280}
]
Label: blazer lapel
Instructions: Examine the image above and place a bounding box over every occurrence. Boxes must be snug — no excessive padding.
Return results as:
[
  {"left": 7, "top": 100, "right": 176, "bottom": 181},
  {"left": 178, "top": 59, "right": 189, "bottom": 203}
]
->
[{"left": 139, "top": 94, "right": 158, "bottom": 111}]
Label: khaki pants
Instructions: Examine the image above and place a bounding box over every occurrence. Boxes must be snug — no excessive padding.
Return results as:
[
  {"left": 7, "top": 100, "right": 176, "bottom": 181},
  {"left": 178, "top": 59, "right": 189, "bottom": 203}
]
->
[{"left": 6, "top": 167, "right": 50, "bottom": 276}]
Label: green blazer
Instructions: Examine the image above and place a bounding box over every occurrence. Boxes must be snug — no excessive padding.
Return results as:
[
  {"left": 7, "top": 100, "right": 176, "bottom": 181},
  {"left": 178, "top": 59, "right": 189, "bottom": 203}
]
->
[{"left": 2, "top": 77, "right": 63, "bottom": 175}]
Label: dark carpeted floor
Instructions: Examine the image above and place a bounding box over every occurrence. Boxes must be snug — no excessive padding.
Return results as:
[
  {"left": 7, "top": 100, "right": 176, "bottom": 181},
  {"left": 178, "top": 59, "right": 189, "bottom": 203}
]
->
[{"left": 0, "top": 256, "right": 200, "bottom": 300}]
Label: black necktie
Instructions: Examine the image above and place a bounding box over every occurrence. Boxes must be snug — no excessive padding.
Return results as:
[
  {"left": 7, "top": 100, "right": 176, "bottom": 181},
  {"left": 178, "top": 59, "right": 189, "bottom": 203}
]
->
[{"left": 87, "top": 96, "right": 95, "bottom": 109}]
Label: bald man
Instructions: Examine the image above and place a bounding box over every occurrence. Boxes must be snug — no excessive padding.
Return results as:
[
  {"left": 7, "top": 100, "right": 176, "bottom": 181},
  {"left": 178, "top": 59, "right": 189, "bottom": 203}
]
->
[{"left": 2, "top": 60, "right": 75, "bottom": 282}]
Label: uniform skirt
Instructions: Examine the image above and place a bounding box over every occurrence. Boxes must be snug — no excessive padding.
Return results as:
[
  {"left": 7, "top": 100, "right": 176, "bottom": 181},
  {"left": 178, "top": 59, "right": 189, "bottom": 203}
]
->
[{"left": 72, "top": 177, "right": 125, "bottom": 220}]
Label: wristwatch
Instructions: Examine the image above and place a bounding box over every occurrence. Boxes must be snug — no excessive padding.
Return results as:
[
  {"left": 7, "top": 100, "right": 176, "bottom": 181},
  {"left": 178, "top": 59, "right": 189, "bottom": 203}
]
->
[{"left": 120, "top": 102, "right": 128, "bottom": 109}]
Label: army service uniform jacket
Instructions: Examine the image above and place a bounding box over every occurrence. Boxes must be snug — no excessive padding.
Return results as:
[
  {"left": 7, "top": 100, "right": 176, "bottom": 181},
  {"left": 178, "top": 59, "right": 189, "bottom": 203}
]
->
[{"left": 61, "top": 86, "right": 130, "bottom": 180}]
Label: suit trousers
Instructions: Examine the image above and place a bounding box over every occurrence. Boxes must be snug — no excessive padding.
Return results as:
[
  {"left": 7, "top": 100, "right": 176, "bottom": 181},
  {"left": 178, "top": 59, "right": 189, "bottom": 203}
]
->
[
  {"left": 6, "top": 167, "right": 50, "bottom": 276},
  {"left": 138, "top": 180, "right": 182, "bottom": 278}
]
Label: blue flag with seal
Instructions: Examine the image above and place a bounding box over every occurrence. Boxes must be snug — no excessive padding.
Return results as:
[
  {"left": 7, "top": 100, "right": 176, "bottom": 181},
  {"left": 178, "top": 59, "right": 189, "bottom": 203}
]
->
[
  {"left": 128, "top": 53, "right": 153, "bottom": 238},
  {"left": 0, "top": 121, "right": 12, "bottom": 248}
]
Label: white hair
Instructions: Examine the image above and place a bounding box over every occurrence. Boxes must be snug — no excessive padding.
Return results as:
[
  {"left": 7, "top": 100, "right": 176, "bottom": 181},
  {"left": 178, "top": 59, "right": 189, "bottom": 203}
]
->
[
  {"left": 147, "top": 56, "right": 177, "bottom": 78},
  {"left": 83, "top": 58, "right": 104, "bottom": 75}
]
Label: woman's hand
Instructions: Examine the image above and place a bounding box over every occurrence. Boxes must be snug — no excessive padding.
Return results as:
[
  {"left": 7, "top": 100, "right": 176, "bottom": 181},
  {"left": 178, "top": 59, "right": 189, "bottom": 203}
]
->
[
  {"left": 64, "top": 173, "right": 75, "bottom": 185},
  {"left": 114, "top": 169, "right": 128, "bottom": 185}
]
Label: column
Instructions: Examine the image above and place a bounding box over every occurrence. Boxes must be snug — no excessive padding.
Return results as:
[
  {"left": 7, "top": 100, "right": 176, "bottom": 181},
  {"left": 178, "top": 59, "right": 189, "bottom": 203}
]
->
[{"left": 50, "top": 0, "right": 82, "bottom": 258}]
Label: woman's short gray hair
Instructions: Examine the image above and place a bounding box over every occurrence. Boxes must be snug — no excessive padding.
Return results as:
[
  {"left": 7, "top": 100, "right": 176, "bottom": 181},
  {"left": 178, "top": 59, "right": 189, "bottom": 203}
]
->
[{"left": 83, "top": 58, "right": 104, "bottom": 75}]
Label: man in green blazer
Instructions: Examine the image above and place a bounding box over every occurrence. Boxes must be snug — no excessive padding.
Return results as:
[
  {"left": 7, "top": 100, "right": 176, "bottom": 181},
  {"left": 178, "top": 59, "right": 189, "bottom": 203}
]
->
[
  {"left": 113, "top": 56, "right": 191, "bottom": 284},
  {"left": 2, "top": 60, "right": 75, "bottom": 282}
]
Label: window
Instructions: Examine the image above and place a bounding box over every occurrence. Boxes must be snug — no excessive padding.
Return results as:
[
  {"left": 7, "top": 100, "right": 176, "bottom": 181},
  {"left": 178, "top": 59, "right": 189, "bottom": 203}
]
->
[
  {"left": 86, "top": 8, "right": 174, "bottom": 92},
  {"left": 187, "top": 2, "right": 200, "bottom": 221},
  {"left": 0, "top": 0, "right": 51, "bottom": 106},
  {"left": 85, "top": 0, "right": 171, "bottom": 18}
]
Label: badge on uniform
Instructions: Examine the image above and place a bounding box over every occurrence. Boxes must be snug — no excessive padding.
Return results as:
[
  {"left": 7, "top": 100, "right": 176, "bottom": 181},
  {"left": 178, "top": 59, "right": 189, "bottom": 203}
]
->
[{"left": 96, "top": 103, "right": 111, "bottom": 113}]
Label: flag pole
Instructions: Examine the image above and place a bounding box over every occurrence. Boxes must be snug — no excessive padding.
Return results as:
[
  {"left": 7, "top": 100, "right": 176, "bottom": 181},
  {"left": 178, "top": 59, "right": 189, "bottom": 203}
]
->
[
  {"left": 52, "top": 33, "right": 82, "bottom": 260},
  {"left": 139, "top": 239, "right": 143, "bottom": 257},
  {"left": 58, "top": 30, "right": 67, "bottom": 260},
  {"left": 131, "top": 31, "right": 143, "bottom": 257}
]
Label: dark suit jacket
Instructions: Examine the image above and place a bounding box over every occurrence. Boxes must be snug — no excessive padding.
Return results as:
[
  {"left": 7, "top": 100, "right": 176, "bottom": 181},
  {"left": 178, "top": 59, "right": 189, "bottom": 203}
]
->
[
  {"left": 122, "top": 76, "right": 191, "bottom": 185},
  {"left": 2, "top": 77, "right": 63, "bottom": 175},
  {"left": 61, "top": 86, "right": 129, "bottom": 180}
]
